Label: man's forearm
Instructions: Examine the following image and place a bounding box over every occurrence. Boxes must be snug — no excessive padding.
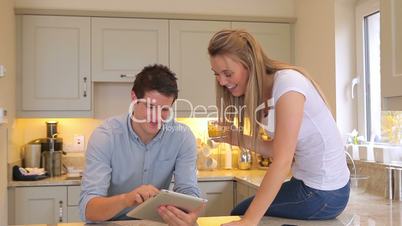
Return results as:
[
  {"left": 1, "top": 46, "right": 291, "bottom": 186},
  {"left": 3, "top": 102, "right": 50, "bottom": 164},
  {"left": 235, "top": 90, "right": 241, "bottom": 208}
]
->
[{"left": 85, "top": 193, "right": 129, "bottom": 221}]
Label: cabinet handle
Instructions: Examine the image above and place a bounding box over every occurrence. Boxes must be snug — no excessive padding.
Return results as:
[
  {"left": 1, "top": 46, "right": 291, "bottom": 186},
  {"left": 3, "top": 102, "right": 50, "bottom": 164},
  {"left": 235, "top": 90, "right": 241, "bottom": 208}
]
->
[
  {"left": 58, "top": 200, "right": 63, "bottom": 222},
  {"left": 83, "top": 77, "right": 87, "bottom": 97},
  {"left": 120, "top": 74, "right": 136, "bottom": 79},
  {"left": 206, "top": 192, "right": 222, "bottom": 195}
]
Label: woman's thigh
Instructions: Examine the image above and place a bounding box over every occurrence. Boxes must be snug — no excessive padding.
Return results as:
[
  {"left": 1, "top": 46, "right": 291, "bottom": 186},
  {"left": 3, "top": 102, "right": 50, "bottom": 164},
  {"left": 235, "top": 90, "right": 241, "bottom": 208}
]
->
[
  {"left": 231, "top": 178, "right": 350, "bottom": 220},
  {"left": 268, "top": 178, "right": 350, "bottom": 220},
  {"left": 231, "top": 177, "right": 311, "bottom": 216}
]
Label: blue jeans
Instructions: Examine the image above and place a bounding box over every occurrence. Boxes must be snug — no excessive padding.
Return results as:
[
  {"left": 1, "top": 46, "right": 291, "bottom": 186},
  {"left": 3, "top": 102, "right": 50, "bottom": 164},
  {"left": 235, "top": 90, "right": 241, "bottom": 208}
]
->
[{"left": 232, "top": 177, "right": 350, "bottom": 220}]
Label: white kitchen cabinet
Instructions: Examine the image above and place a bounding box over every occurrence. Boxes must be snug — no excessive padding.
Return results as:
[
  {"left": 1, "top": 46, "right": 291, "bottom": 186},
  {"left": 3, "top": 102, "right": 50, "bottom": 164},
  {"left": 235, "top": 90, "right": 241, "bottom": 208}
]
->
[
  {"left": 67, "top": 186, "right": 81, "bottom": 222},
  {"left": 16, "top": 14, "right": 293, "bottom": 118},
  {"left": 170, "top": 20, "right": 230, "bottom": 116},
  {"left": 198, "top": 181, "right": 234, "bottom": 216},
  {"left": 235, "top": 181, "right": 257, "bottom": 205},
  {"left": 235, "top": 182, "right": 249, "bottom": 205},
  {"left": 13, "top": 186, "right": 67, "bottom": 224},
  {"left": 232, "top": 22, "right": 292, "bottom": 63},
  {"left": 91, "top": 18, "right": 169, "bottom": 82},
  {"left": 9, "top": 185, "right": 82, "bottom": 225},
  {"left": 20, "top": 15, "right": 91, "bottom": 112},
  {"left": 381, "top": 0, "right": 402, "bottom": 110}
]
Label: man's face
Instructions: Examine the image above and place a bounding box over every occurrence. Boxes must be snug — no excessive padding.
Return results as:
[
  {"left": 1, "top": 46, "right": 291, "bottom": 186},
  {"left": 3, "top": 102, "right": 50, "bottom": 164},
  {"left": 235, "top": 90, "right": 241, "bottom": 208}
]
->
[{"left": 131, "top": 90, "right": 175, "bottom": 136}]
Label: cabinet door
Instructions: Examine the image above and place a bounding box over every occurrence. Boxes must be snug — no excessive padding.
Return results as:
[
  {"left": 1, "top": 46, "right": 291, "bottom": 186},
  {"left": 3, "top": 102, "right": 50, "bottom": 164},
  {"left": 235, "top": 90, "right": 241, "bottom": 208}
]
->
[
  {"left": 232, "top": 22, "right": 292, "bottom": 63},
  {"left": 381, "top": 0, "right": 402, "bottom": 110},
  {"left": 235, "top": 182, "right": 249, "bottom": 205},
  {"left": 22, "top": 15, "right": 91, "bottom": 111},
  {"left": 198, "top": 181, "right": 234, "bottom": 216},
  {"left": 67, "top": 186, "right": 81, "bottom": 222},
  {"left": 67, "top": 186, "right": 80, "bottom": 206},
  {"left": 67, "top": 206, "right": 81, "bottom": 222},
  {"left": 170, "top": 20, "right": 230, "bottom": 115},
  {"left": 14, "top": 186, "right": 67, "bottom": 224},
  {"left": 92, "top": 18, "right": 168, "bottom": 82}
]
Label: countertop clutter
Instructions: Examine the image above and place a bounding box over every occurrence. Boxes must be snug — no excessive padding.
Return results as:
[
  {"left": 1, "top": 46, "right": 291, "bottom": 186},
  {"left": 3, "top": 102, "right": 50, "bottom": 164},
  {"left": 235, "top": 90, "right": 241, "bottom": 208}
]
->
[
  {"left": 8, "top": 169, "right": 267, "bottom": 187},
  {"left": 9, "top": 169, "right": 402, "bottom": 225}
]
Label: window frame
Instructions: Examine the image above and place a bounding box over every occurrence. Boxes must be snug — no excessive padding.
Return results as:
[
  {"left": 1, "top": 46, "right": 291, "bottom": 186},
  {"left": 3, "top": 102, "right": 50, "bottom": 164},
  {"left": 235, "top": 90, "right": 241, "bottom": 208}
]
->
[{"left": 355, "top": 0, "right": 380, "bottom": 141}]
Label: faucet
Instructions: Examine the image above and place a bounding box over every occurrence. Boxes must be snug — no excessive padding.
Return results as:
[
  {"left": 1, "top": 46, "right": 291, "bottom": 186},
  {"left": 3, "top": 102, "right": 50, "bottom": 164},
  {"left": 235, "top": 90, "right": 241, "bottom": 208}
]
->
[{"left": 345, "top": 149, "right": 357, "bottom": 176}]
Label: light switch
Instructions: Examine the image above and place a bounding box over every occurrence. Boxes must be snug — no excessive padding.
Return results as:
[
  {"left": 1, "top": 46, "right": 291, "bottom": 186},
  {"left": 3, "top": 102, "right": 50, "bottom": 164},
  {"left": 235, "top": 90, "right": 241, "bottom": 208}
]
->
[{"left": 0, "top": 65, "right": 6, "bottom": 77}]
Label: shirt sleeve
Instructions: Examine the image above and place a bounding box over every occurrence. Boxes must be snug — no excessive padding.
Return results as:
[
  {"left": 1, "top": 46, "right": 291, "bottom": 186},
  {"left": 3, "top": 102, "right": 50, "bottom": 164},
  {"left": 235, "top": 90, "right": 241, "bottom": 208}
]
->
[
  {"left": 273, "top": 69, "right": 309, "bottom": 105},
  {"left": 172, "top": 126, "right": 201, "bottom": 198},
  {"left": 79, "top": 125, "right": 113, "bottom": 222}
]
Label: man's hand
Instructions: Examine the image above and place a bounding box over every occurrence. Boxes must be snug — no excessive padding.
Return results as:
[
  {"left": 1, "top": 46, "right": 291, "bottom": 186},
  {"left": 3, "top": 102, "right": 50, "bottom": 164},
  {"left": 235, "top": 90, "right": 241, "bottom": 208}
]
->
[
  {"left": 124, "top": 184, "right": 159, "bottom": 207},
  {"left": 157, "top": 203, "right": 206, "bottom": 226}
]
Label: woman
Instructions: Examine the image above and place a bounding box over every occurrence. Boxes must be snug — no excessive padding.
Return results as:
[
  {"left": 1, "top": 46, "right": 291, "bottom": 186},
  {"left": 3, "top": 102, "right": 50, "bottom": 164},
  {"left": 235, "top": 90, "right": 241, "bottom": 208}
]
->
[{"left": 208, "top": 29, "right": 350, "bottom": 226}]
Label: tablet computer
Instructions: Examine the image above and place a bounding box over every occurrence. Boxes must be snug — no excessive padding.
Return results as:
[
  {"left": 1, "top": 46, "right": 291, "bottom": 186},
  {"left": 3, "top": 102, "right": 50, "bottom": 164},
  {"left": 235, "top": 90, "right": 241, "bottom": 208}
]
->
[{"left": 126, "top": 189, "right": 208, "bottom": 222}]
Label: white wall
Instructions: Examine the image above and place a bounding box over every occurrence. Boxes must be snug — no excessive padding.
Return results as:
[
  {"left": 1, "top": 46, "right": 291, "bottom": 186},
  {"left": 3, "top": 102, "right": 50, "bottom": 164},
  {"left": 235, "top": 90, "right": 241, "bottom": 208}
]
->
[
  {"left": 294, "top": 0, "right": 337, "bottom": 116},
  {"left": 335, "top": 0, "right": 358, "bottom": 138},
  {"left": 0, "top": 0, "right": 16, "bottom": 224},
  {"left": 15, "top": 0, "right": 296, "bottom": 17},
  {"left": 294, "top": 0, "right": 357, "bottom": 138}
]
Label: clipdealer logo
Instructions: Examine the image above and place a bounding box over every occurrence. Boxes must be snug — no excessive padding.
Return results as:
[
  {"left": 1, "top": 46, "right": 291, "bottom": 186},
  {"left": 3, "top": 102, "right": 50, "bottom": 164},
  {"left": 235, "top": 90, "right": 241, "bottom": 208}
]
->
[{"left": 128, "top": 97, "right": 274, "bottom": 132}]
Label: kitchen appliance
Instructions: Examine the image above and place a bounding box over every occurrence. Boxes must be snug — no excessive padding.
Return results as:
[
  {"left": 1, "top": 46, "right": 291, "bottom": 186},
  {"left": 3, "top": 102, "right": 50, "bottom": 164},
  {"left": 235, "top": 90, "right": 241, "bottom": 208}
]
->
[
  {"left": 42, "top": 150, "right": 63, "bottom": 177},
  {"left": 23, "top": 143, "right": 41, "bottom": 168},
  {"left": 26, "top": 121, "right": 65, "bottom": 176}
]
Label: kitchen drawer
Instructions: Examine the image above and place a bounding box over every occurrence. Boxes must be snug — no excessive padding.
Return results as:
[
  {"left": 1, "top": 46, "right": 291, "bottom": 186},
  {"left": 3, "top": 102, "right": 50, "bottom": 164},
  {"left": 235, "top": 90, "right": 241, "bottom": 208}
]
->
[
  {"left": 198, "top": 181, "right": 234, "bottom": 216},
  {"left": 67, "top": 186, "right": 81, "bottom": 206}
]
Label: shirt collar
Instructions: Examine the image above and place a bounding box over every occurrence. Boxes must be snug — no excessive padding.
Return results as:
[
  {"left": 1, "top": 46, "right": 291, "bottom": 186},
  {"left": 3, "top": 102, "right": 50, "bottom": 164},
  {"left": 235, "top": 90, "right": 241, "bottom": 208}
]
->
[{"left": 126, "top": 113, "right": 168, "bottom": 145}]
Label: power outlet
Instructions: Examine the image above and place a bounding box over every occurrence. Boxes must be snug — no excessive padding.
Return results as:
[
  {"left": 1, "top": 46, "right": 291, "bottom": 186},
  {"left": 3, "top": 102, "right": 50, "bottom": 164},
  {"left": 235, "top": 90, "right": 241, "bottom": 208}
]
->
[{"left": 73, "top": 135, "right": 85, "bottom": 152}]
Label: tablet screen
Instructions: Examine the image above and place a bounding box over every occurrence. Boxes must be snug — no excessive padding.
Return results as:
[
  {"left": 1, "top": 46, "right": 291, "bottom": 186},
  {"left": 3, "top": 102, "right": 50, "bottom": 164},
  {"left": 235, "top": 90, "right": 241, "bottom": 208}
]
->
[{"left": 126, "top": 189, "right": 208, "bottom": 222}]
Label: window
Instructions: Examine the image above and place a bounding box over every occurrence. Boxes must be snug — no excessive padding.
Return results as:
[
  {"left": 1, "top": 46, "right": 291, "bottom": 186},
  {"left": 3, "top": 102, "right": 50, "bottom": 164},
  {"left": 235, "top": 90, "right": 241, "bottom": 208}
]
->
[
  {"left": 356, "top": 0, "right": 402, "bottom": 145},
  {"left": 355, "top": 0, "right": 381, "bottom": 142}
]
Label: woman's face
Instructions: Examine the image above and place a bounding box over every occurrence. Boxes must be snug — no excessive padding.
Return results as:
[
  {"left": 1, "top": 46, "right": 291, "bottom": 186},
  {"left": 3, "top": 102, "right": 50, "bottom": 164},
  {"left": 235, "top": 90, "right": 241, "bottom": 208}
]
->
[{"left": 210, "top": 54, "right": 249, "bottom": 97}]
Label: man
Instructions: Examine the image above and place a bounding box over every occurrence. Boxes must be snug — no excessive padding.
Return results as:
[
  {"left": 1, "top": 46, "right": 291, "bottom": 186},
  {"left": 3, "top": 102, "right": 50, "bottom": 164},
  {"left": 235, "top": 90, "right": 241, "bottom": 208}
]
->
[{"left": 79, "top": 64, "right": 203, "bottom": 225}]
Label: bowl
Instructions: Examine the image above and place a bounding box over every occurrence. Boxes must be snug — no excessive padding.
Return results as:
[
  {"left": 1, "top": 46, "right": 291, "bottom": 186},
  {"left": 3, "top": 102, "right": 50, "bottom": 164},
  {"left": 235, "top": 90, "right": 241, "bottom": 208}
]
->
[{"left": 350, "top": 174, "right": 369, "bottom": 194}]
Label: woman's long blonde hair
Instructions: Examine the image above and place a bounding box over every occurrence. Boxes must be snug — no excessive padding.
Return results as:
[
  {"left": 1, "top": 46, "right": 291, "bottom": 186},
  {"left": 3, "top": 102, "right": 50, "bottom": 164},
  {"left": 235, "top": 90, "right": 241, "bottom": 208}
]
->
[{"left": 208, "top": 29, "right": 328, "bottom": 144}]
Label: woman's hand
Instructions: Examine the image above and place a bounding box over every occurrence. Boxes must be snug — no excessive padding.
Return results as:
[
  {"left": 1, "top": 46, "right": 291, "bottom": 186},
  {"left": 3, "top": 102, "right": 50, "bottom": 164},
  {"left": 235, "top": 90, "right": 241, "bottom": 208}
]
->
[
  {"left": 158, "top": 203, "right": 206, "bottom": 226},
  {"left": 221, "top": 218, "right": 258, "bottom": 226}
]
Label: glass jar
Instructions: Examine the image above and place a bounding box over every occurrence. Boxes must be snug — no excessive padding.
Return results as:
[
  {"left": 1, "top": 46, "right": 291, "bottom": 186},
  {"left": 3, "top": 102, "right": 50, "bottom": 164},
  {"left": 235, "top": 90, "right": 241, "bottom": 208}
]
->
[{"left": 238, "top": 148, "right": 251, "bottom": 170}]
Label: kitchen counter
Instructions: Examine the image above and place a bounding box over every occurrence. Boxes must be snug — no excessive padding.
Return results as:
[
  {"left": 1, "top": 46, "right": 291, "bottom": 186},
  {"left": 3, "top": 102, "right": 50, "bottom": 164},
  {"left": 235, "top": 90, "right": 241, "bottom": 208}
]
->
[
  {"left": 8, "top": 192, "right": 402, "bottom": 225},
  {"left": 8, "top": 169, "right": 267, "bottom": 187},
  {"left": 8, "top": 169, "right": 402, "bottom": 225}
]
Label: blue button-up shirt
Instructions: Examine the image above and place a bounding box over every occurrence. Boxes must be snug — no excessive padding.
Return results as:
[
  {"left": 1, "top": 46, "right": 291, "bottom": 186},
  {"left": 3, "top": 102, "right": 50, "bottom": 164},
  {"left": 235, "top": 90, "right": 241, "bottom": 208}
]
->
[{"left": 79, "top": 114, "right": 200, "bottom": 221}]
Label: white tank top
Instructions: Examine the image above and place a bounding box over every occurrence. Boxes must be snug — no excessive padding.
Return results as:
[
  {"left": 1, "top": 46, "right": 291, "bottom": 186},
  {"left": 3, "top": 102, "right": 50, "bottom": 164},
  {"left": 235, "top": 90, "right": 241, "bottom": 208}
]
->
[{"left": 262, "top": 69, "right": 350, "bottom": 190}]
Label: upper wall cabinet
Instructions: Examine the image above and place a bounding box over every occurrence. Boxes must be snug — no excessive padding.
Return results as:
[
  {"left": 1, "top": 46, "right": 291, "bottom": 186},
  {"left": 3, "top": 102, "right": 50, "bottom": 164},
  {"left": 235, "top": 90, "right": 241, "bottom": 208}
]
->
[
  {"left": 232, "top": 22, "right": 292, "bottom": 63},
  {"left": 91, "top": 18, "right": 168, "bottom": 82},
  {"left": 381, "top": 0, "right": 402, "bottom": 110},
  {"left": 21, "top": 15, "right": 91, "bottom": 111},
  {"left": 170, "top": 20, "right": 230, "bottom": 115}
]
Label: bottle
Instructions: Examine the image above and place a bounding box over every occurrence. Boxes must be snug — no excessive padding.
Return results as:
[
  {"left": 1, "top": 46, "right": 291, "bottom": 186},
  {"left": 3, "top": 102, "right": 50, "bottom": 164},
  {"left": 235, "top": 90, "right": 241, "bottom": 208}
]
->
[{"left": 223, "top": 143, "right": 232, "bottom": 169}]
